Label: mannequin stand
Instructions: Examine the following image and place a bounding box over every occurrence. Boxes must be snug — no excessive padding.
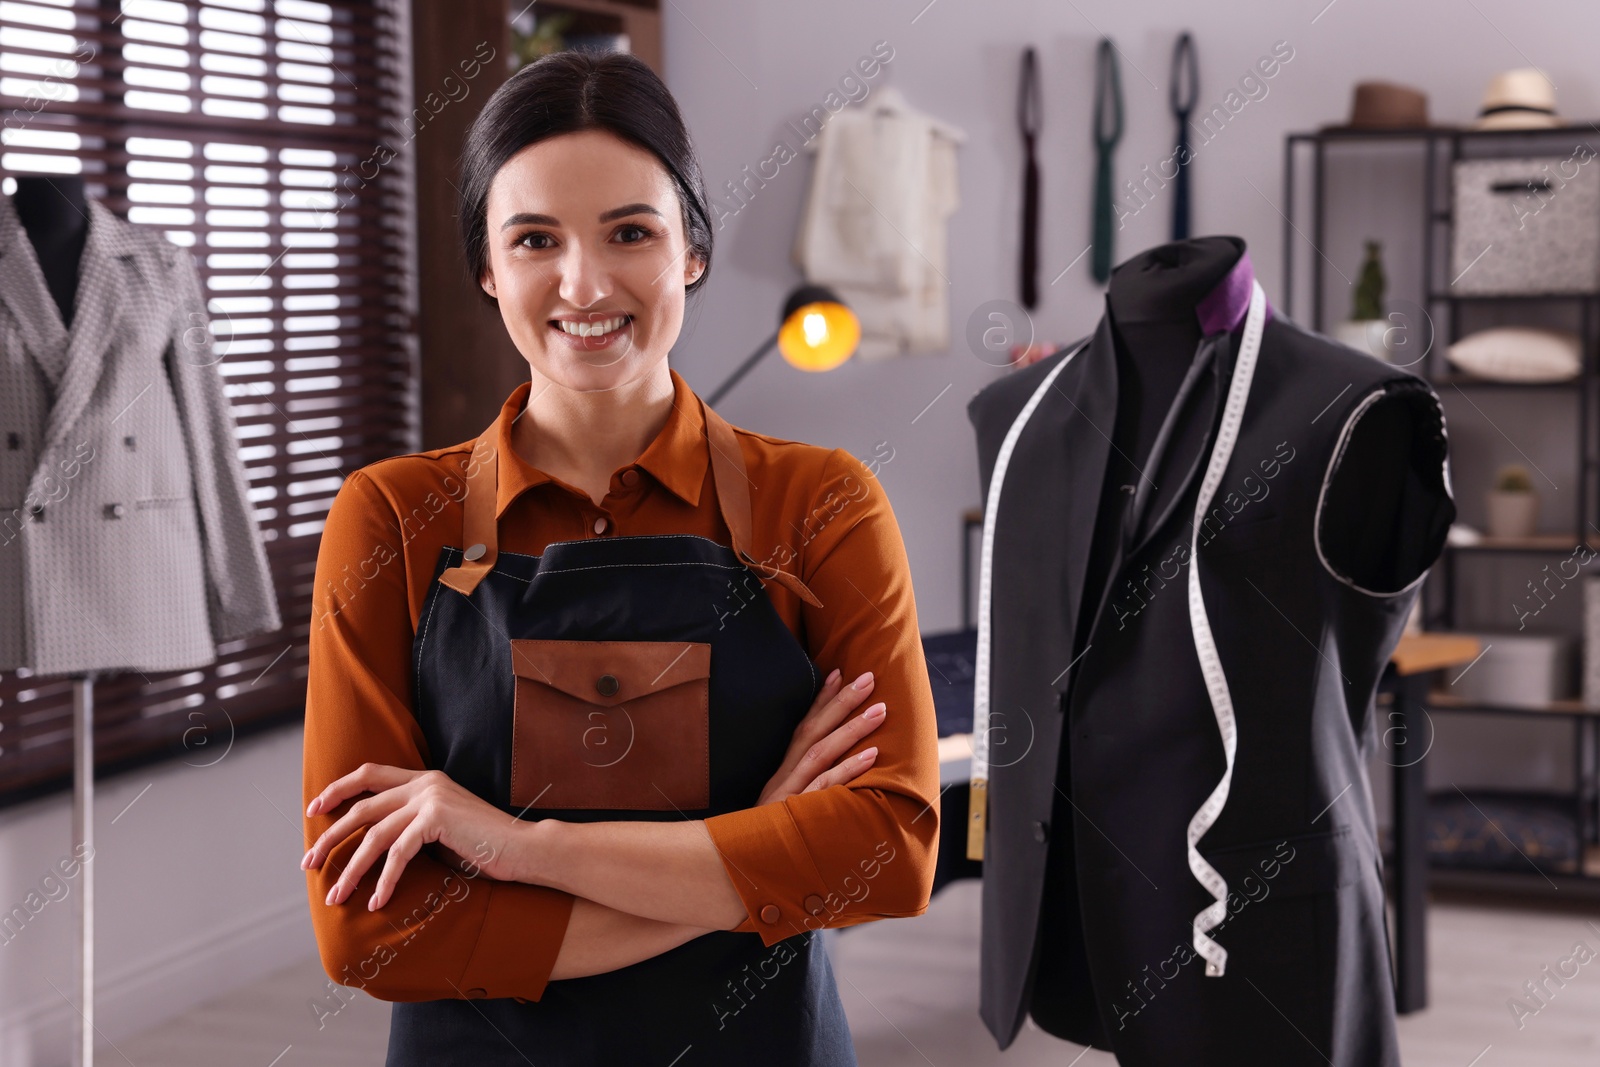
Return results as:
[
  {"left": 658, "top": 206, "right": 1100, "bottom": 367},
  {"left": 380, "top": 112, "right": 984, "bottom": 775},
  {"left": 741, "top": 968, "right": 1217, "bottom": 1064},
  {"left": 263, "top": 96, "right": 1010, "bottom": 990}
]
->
[{"left": 72, "top": 672, "right": 95, "bottom": 1067}]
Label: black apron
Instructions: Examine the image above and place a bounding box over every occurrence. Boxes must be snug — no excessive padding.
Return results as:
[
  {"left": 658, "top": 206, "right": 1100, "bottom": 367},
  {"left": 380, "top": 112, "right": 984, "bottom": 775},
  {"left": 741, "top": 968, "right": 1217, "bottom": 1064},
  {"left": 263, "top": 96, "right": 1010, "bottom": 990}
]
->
[{"left": 387, "top": 394, "right": 859, "bottom": 1066}]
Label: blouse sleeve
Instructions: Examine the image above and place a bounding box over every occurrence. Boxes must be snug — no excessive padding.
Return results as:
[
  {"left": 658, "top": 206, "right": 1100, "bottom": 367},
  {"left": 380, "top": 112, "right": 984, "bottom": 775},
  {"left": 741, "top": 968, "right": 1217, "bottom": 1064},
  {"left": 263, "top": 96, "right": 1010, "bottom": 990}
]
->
[
  {"left": 303, "top": 469, "right": 576, "bottom": 1002},
  {"left": 702, "top": 447, "right": 942, "bottom": 946}
]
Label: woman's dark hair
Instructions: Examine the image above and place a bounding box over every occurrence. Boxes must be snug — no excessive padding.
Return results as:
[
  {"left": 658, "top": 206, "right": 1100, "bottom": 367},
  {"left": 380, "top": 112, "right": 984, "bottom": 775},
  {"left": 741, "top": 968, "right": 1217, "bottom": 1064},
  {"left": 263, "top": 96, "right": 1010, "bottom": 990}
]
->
[{"left": 457, "top": 51, "right": 714, "bottom": 305}]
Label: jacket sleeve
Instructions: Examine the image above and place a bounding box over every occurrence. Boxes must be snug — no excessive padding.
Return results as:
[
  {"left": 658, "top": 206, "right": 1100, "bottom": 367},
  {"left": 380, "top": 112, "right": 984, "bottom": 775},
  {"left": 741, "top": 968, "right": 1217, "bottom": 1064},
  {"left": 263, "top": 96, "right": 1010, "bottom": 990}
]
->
[
  {"left": 304, "top": 469, "right": 576, "bottom": 1001},
  {"left": 702, "top": 447, "right": 941, "bottom": 946},
  {"left": 159, "top": 241, "right": 282, "bottom": 642}
]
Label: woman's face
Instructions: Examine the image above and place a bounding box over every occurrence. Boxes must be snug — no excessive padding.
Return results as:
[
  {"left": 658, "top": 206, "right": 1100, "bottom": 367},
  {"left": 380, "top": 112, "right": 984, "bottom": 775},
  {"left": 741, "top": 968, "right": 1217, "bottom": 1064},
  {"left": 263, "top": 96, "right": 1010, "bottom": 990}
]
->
[{"left": 479, "top": 128, "right": 704, "bottom": 393}]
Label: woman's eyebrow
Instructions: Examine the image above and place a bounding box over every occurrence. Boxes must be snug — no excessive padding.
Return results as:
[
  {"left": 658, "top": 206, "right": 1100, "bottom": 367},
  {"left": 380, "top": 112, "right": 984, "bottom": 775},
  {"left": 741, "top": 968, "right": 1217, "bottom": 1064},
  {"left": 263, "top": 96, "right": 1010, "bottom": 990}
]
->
[
  {"left": 499, "top": 203, "right": 664, "bottom": 231},
  {"left": 599, "top": 202, "right": 663, "bottom": 223}
]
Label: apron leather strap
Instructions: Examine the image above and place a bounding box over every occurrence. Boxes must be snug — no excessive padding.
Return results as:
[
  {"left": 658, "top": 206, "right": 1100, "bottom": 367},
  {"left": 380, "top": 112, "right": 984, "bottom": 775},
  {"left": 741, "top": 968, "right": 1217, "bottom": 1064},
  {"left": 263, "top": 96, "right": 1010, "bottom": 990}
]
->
[
  {"left": 701, "top": 397, "right": 823, "bottom": 608},
  {"left": 440, "top": 386, "right": 824, "bottom": 608},
  {"left": 439, "top": 434, "right": 499, "bottom": 596}
]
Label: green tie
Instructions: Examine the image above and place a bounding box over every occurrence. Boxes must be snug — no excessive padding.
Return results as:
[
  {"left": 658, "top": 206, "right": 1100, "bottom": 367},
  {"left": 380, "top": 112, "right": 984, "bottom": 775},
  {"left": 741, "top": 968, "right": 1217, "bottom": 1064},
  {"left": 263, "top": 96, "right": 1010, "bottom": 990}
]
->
[{"left": 1092, "top": 38, "right": 1123, "bottom": 284}]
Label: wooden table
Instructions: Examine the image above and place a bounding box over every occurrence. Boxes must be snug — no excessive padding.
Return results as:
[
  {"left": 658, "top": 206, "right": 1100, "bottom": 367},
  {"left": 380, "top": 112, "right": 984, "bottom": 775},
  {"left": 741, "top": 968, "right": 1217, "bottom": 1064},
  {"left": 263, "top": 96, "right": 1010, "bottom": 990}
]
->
[{"left": 1383, "top": 632, "right": 1481, "bottom": 1014}]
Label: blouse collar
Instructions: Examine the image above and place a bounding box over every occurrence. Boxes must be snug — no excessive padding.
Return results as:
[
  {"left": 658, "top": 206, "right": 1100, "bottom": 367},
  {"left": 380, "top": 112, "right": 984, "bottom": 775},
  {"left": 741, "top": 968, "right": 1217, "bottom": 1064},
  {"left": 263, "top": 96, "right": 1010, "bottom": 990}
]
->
[{"left": 488, "top": 366, "right": 712, "bottom": 519}]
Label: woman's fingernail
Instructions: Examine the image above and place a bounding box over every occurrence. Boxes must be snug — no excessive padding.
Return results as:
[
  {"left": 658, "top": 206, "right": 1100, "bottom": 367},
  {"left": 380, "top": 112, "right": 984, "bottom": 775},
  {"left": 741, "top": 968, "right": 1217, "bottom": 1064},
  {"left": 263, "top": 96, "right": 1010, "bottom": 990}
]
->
[
  {"left": 306, "top": 798, "right": 320, "bottom": 817},
  {"left": 325, "top": 885, "right": 338, "bottom": 906},
  {"left": 858, "top": 747, "right": 878, "bottom": 761},
  {"left": 852, "top": 671, "right": 873, "bottom": 690},
  {"left": 826, "top": 668, "right": 840, "bottom": 686},
  {"left": 301, "top": 849, "right": 313, "bottom": 869},
  {"left": 863, "top": 703, "right": 885, "bottom": 720}
]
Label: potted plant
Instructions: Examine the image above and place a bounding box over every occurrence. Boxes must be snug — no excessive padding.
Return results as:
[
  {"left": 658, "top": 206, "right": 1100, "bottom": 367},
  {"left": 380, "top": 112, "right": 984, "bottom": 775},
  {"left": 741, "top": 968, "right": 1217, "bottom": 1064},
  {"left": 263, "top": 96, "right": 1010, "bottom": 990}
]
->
[
  {"left": 1486, "top": 464, "right": 1539, "bottom": 540},
  {"left": 1333, "top": 241, "right": 1395, "bottom": 360},
  {"left": 511, "top": 12, "right": 574, "bottom": 68}
]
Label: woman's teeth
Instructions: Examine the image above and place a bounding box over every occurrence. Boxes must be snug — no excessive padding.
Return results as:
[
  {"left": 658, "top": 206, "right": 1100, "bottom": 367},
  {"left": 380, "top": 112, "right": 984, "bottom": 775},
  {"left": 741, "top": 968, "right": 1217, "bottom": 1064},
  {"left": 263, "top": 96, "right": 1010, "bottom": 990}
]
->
[{"left": 555, "top": 316, "right": 629, "bottom": 337}]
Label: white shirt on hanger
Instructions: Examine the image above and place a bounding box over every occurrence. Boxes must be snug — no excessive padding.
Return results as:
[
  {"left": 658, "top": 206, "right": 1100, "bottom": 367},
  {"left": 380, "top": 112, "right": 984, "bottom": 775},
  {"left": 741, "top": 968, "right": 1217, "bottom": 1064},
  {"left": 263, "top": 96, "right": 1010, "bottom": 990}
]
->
[{"left": 793, "top": 86, "right": 964, "bottom": 360}]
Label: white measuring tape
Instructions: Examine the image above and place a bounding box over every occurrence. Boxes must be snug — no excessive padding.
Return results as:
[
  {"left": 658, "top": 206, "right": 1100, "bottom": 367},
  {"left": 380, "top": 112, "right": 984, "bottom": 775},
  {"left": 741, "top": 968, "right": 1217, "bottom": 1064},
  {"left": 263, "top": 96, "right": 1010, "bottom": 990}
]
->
[
  {"left": 969, "top": 281, "right": 1267, "bottom": 981},
  {"left": 1184, "top": 278, "right": 1266, "bottom": 978},
  {"left": 970, "top": 337, "right": 1093, "bottom": 848}
]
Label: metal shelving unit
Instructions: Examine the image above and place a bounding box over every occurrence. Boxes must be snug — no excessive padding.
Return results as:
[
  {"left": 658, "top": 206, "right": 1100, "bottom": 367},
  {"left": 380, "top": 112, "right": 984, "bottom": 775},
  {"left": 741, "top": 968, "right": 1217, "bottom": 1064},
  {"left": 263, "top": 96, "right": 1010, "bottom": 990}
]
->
[
  {"left": 1285, "top": 122, "right": 1600, "bottom": 578},
  {"left": 1284, "top": 123, "right": 1600, "bottom": 893}
]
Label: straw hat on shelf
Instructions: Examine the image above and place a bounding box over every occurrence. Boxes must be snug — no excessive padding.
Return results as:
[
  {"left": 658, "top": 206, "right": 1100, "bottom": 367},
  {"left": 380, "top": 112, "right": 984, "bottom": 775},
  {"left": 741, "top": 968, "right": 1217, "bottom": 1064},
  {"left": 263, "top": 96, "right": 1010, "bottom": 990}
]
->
[{"left": 1474, "top": 68, "right": 1561, "bottom": 130}]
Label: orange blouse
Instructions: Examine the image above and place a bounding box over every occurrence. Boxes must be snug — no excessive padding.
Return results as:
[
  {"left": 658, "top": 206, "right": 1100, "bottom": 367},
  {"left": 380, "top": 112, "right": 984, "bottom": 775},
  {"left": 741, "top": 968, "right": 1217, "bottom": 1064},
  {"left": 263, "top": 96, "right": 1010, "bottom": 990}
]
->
[{"left": 302, "top": 367, "right": 941, "bottom": 1003}]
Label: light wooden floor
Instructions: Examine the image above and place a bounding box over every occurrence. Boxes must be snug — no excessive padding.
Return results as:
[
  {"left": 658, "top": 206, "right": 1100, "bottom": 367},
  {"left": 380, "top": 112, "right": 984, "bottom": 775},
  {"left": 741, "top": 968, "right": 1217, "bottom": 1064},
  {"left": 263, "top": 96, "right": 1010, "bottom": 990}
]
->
[{"left": 103, "top": 880, "right": 1600, "bottom": 1066}]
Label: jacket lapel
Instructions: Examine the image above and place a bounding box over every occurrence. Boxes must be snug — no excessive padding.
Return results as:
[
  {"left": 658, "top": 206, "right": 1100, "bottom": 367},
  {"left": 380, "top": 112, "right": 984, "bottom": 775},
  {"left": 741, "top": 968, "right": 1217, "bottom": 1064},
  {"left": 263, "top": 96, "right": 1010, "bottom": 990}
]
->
[
  {"left": 1027, "top": 311, "right": 1118, "bottom": 693},
  {"left": 33, "top": 199, "right": 144, "bottom": 469}
]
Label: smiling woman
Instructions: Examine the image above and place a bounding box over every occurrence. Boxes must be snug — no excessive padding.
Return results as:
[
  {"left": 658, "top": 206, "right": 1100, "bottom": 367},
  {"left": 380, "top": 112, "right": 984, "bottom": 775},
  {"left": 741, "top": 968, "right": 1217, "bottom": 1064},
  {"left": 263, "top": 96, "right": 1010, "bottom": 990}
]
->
[{"left": 299, "top": 50, "right": 941, "bottom": 1067}]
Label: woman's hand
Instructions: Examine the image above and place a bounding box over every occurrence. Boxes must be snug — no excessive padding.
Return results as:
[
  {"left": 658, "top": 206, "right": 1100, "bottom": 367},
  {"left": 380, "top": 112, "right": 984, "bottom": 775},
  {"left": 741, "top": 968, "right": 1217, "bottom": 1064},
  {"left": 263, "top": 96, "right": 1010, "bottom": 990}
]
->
[
  {"left": 301, "top": 765, "right": 530, "bottom": 910},
  {"left": 756, "top": 668, "right": 886, "bottom": 807}
]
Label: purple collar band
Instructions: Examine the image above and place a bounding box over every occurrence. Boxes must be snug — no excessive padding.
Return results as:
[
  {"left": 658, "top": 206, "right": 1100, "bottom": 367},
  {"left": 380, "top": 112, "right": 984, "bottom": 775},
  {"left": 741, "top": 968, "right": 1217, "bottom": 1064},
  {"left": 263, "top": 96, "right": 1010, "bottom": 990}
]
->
[{"left": 1195, "top": 249, "right": 1273, "bottom": 336}]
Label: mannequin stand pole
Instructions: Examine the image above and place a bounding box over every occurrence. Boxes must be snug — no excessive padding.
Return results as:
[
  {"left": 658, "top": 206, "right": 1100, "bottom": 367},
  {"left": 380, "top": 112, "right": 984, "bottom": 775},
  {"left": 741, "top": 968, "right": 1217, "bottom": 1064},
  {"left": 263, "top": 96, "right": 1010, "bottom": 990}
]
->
[{"left": 72, "top": 672, "right": 95, "bottom": 1067}]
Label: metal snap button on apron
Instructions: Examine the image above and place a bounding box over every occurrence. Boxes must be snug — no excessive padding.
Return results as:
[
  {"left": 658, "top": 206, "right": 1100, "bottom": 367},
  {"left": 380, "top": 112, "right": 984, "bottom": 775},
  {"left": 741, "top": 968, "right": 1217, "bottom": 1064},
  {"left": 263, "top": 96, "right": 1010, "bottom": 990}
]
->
[
  {"left": 463, "top": 543, "right": 486, "bottom": 561},
  {"left": 592, "top": 516, "right": 609, "bottom": 534},
  {"left": 803, "top": 893, "right": 826, "bottom": 916},
  {"left": 595, "top": 673, "right": 619, "bottom": 696},
  {"left": 759, "top": 904, "right": 781, "bottom": 923},
  {"left": 620, "top": 468, "right": 640, "bottom": 487}
]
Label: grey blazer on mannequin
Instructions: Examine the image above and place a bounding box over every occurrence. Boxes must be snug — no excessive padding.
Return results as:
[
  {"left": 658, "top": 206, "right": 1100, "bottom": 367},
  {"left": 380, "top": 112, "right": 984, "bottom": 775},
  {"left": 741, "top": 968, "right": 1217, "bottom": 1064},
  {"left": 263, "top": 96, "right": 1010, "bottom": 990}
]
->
[{"left": 0, "top": 194, "right": 281, "bottom": 675}]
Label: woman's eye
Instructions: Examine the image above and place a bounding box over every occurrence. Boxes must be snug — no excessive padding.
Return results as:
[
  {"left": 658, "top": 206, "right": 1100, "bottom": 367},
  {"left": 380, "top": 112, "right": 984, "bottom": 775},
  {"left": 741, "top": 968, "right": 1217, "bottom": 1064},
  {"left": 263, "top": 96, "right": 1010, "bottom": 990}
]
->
[
  {"left": 616, "top": 224, "right": 654, "bottom": 243},
  {"left": 517, "top": 231, "right": 553, "bottom": 250}
]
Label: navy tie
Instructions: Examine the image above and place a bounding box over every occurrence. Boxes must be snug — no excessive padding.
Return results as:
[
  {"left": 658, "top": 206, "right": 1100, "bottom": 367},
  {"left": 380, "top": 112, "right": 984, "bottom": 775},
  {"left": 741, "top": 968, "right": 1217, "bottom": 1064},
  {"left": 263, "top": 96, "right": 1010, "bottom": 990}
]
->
[{"left": 1170, "top": 32, "right": 1199, "bottom": 241}]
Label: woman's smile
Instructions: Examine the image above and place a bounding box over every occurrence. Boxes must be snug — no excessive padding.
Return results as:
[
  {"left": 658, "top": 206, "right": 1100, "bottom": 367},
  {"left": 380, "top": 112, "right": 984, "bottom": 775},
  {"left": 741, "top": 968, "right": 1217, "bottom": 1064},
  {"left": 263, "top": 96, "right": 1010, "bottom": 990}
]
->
[{"left": 548, "top": 312, "right": 635, "bottom": 350}]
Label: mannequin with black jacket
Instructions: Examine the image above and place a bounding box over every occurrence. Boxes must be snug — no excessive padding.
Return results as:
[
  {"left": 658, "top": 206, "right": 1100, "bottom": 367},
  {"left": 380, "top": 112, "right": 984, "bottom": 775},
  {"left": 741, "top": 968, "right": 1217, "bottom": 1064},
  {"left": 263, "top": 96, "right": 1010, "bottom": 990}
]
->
[{"left": 969, "top": 235, "right": 1454, "bottom": 1066}]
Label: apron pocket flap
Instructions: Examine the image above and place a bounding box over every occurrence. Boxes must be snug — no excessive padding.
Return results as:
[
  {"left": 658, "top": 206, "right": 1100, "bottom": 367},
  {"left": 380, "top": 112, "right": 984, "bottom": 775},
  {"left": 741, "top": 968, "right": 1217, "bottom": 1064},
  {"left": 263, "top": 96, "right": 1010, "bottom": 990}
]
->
[
  {"left": 509, "top": 638, "right": 712, "bottom": 812},
  {"left": 509, "top": 638, "right": 711, "bottom": 708}
]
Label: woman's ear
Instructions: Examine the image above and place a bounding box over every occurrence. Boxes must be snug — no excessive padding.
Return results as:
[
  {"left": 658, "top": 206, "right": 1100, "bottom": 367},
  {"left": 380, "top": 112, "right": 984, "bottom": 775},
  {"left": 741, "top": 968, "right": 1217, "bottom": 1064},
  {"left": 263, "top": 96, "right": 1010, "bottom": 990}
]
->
[
  {"left": 684, "top": 253, "right": 705, "bottom": 286},
  {"left": 480, "top": 270, "right": 497, "bottom": 299}
]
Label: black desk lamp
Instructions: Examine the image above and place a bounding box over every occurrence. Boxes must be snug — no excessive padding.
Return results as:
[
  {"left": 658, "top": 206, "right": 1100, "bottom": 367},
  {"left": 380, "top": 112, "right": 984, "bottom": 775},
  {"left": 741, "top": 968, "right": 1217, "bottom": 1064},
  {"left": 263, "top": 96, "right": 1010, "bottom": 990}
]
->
[{"left": 706, "top": 284, "right": 860, "bottom": 406}]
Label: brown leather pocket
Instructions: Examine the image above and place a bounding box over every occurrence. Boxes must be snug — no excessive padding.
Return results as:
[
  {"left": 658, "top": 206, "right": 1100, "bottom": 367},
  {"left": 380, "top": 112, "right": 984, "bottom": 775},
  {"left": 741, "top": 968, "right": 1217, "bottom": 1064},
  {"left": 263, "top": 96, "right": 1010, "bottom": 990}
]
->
[{"left": 509, "top": 638, "right": 712, "bottom": 811}]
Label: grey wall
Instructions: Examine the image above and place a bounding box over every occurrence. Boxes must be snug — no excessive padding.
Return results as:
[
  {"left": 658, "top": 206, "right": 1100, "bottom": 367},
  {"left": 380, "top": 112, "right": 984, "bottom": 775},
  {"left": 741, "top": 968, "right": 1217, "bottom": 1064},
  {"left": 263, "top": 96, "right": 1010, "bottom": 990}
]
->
[{"left": 662, "top": 0, "right": 1600, "bottom": 799}]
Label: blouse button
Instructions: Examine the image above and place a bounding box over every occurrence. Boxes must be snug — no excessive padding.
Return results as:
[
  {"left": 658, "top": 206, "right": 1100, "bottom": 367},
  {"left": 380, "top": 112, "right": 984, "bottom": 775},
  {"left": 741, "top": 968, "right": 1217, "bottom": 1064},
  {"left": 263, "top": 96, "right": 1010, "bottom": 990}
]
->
[
  {"left": 593, "top": 516, "right": 610, "bottom": 535},
  {"left": 759, "top": 904, "right": 781, "bottom": 924},
  {"left": 620, "top": 468, "right": 640, "bottom": 488}
]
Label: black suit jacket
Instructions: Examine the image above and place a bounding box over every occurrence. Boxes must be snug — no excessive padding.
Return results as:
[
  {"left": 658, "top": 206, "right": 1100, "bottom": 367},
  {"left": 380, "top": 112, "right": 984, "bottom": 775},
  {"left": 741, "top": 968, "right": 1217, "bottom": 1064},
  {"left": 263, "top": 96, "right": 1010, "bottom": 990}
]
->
[{"left": 968, "top": 301, "right": 1453, "bottom": 1065}]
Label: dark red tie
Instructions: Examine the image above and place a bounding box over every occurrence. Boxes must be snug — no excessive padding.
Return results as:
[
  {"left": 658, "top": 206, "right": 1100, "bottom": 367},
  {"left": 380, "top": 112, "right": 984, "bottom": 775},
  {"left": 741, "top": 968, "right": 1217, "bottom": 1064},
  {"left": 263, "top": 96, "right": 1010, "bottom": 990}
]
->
[{"left": 1019, "top": 47, "right": 1041, "bottom": 309}]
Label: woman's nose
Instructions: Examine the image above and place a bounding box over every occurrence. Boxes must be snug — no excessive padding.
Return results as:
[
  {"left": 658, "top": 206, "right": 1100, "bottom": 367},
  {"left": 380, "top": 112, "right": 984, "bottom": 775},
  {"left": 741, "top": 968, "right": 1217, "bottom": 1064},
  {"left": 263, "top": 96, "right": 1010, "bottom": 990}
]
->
[{"left": 556, "top": 241, "right": 613, "bottom": 308}]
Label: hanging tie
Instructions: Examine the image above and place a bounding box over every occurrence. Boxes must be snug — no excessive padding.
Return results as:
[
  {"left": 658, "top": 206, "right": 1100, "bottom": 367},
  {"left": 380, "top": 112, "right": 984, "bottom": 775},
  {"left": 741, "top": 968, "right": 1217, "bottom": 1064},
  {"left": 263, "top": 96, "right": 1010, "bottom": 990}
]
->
[
  {"left": 1091, "top": 38, "right": 1123, "bottom": 285},
  {"left": 1169, "top": 32, "right": 1199, "bottom": 241},
  {"left": 1018, "top": 47, "right": 1042, "bottom": 309}
]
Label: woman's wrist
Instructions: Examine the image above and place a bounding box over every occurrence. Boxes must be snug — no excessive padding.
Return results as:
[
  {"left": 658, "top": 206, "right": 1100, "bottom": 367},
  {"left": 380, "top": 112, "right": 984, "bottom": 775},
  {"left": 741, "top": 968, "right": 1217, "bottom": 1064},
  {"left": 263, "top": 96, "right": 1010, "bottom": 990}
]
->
[
  {"left": 503, "top": 814, "right": 557, "bottom": 886},
  {"left": 501, "top": 815, "right": 748, "bottom": 930}
]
